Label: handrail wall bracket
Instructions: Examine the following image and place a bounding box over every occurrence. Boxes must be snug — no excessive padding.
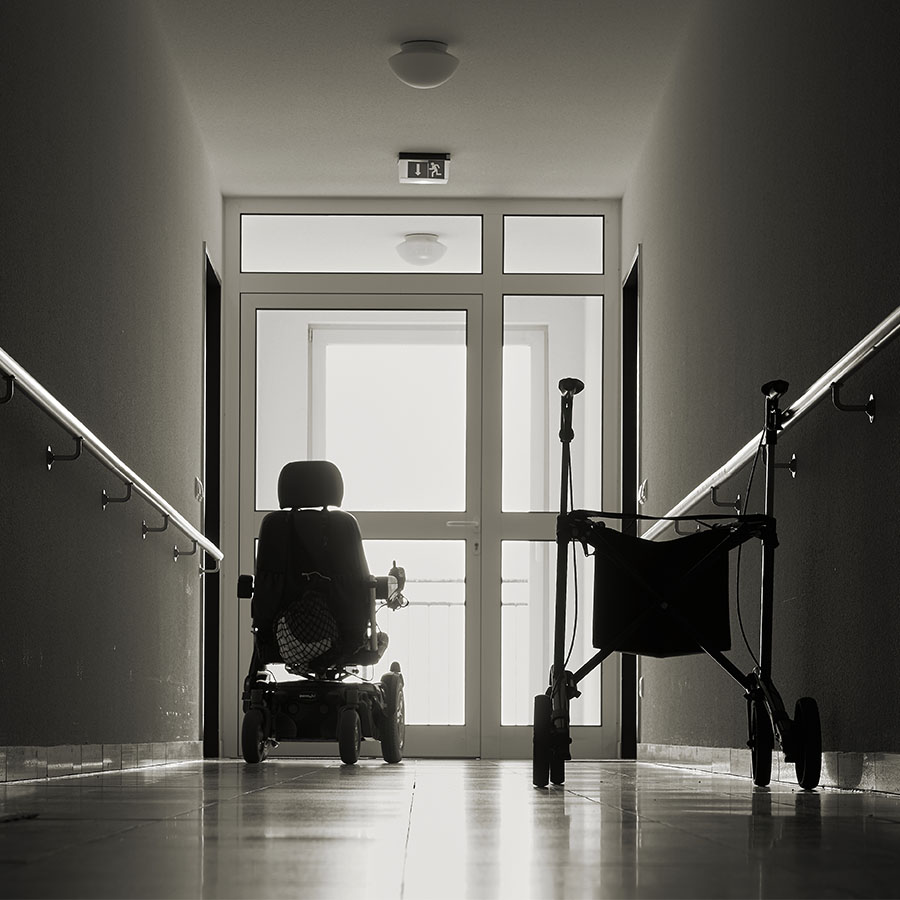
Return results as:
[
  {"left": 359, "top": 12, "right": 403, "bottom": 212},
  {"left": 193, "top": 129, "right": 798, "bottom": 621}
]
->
[
  {"left": 142, "top": 513, "right": 170, "bottom": 539},
  {"left": 831, "top": 381, "right": 876, "bottom": 423},
  {"left": 1, "top": 374, "right": 14, "bottom": 404},
  {"left": 102, "top": 481, "right": 133, "bottom": 509},
  {"left": 174, "top": 540, "right": 198, "bottom": 562},
  {"left": 674, "top": 519, "right": 701, "bottom": 535},
  {"left": 200, "top": 557, "right": 221, "bottom": 576},
  {"left": 774, "top": 452, "right": 798, "bottom": 479},
  {"left": 710, "top": 485, "right": 741, "bottom": 512},
  {"left": 47, "top": 436, "right": 84, "bottom": 469}
]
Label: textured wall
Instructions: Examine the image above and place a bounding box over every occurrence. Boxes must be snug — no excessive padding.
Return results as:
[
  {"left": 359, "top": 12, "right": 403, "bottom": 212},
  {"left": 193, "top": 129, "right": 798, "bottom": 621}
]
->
[
  {"left": 0, "top": 0, "right": 221, "bottom": 745},
  {"left": 622, "top": 1, "right": 900, "bottom": 751}
]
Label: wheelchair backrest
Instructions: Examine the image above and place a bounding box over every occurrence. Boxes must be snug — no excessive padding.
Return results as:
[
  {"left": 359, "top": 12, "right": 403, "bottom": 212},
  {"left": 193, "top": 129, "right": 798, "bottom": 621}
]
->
[{"left": 251, "top": 461, "right": 371, "bottom": 666}]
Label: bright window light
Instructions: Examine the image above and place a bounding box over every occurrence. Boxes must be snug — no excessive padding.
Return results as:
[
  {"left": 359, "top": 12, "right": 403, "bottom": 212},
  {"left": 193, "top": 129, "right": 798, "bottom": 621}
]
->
[{"left": 503, "top": 215, "right": 604, "bottom": 274}]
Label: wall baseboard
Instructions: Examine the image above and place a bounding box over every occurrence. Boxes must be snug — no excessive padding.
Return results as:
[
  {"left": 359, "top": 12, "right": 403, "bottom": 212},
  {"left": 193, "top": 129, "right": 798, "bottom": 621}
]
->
[
  {"left": 639, "top": 743, "right": 900, "bottom": 795},
  {"left": 0, "top": 742, "right": 203, "bottom": 782}
]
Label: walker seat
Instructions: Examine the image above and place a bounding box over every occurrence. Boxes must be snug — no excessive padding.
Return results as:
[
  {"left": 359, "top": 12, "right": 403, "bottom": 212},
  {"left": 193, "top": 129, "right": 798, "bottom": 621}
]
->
[{"left": 576, "top": 513, "right": 773, "bottom": 657}]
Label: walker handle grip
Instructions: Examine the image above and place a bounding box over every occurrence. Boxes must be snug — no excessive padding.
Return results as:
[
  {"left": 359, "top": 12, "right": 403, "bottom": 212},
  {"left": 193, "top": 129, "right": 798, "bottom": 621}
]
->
[
  {"left": 559, "top": 378, "right": 585, "bottom": 396},
  {"left": 761, "top": 379, "right": 789, "bottom": 400}
]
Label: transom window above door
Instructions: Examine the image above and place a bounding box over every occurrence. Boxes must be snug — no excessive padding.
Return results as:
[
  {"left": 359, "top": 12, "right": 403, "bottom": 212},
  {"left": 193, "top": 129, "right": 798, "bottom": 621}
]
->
[
  {"left": 241, "top": 214, "right": 483, "bottom": 273},
  {"left": 240, "top": 213, "right": 604, "bottom": 275}
]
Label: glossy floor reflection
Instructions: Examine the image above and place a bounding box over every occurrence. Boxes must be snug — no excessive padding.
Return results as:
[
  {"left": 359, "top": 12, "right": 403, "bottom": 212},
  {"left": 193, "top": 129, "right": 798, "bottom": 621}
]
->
[{"left": 2, "top": 759, "right": 899, "bottom": 899}]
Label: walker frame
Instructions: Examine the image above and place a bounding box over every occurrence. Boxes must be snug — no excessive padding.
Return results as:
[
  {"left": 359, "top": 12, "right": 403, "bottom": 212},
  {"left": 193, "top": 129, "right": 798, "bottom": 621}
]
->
[{"left": 533, "top": 379, "right": 822, "bottom": 791}]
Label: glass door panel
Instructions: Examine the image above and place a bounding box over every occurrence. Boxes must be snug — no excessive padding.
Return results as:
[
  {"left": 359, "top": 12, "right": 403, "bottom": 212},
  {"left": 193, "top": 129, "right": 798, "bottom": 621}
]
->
[
  {"left": 256, "top": 308, "right": 467, "bottom": 511},
  {"left": 309, "top": 321, "right": 467, "bottom": 511},
  {"left": 501, "top": 541, "right": 600, "bottom": 726},
  {"left": 365, "top": 540, "right": 465, "bottom": 726},
  {"left": 496, "top": 295, "right": 615, "bottom": 760},
  {"left": 502, "top": 296, "right": 604, "bottom": 512}
]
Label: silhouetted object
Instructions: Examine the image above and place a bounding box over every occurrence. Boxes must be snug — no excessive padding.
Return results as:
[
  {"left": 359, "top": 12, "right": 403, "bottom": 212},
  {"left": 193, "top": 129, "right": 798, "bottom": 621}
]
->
[
  {"left": 533, "top": 378, "right": 823, "bottom": 792},
  {"left": 237, "top": 460, "right": 408, "bottom": 765}
]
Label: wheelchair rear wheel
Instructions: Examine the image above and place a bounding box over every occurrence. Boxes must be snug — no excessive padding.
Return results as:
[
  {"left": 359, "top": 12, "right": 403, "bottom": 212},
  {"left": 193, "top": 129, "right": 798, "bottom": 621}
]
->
[
  {"left": 380, "top": 667, "right": 405, "bottom": 763},
  {"left": 241, "top": 709, "right": 269, "bottom": 764},
  {"left": 338, "top": 707, "right": 361, "bottom": 765},
  {"left": 749, "top": 696, "right": 773, "bottom": 787},
  {"left": 793, "top": 697, "right": 822, "bottom": 790}
]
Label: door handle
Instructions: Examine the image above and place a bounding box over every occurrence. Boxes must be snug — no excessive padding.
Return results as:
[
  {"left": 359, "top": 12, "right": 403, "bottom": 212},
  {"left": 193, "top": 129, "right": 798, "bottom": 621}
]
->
[
  {"left": 446, "top": 519, "right": 481, "bottom": 555},
  {"left": 446, "top": 519, "right": 480, "bottom": 531}
]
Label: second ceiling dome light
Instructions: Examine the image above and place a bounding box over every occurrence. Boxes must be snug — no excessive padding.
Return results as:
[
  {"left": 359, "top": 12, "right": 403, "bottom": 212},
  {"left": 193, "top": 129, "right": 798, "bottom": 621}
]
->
[
  {"left": 389, "top": 40, "right": 459, "bottom": 89},
  {"left": 396, "top": 233, "right": 447, "bottom": 265}
]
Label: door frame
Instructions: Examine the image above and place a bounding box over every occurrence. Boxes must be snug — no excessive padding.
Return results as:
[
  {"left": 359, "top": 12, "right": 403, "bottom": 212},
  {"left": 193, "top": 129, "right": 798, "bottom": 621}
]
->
[
  {"left": 220, "top": 197, "right": 622, "bottom": 760},
  {"left": 619, "top": 243, "right": 642, "bottom": 758},
  {"left": 202, "top": 245, "right": 222, "bottom": 759}
]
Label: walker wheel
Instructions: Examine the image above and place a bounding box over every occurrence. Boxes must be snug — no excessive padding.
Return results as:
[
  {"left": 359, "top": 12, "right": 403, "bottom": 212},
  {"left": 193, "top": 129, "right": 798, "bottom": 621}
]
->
[
  {"left": 793, "top": 697, "right": 822, "bottom": 790},
  {"left": 550, "top": 744, "right": 566, "bottom": 786},
  {"left": 533, "top": 694, "right": 552, "bottom": 787},
  {"left": 748, "top": 697, "right": 773, "bottom": 787}
]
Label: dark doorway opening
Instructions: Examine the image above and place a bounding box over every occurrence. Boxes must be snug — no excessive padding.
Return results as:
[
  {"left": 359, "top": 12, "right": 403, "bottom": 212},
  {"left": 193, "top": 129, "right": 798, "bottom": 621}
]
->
[
  {"left": 619, "top": 245, "right": 641, "bottom": 759},
  {"left": 203, "top": 251, "right": 222, "bottom": 758}
]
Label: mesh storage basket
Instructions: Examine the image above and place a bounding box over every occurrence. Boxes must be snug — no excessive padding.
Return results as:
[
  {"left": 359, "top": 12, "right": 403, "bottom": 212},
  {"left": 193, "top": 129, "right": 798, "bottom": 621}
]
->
[{"left": 276, "top": 590, "right": 339, "bottom": 668}]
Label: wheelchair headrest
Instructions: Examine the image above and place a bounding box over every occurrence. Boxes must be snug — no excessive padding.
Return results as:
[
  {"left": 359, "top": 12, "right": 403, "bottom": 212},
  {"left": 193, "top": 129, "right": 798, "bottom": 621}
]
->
[{"left": 277, "top": 461, "right": 344, "bottom": 509}]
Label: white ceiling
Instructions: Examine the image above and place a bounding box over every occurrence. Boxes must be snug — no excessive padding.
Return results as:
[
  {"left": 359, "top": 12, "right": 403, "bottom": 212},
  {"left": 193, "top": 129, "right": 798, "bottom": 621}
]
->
[{"left": 152, "top": 0, "right": 697, "bottom": 199}]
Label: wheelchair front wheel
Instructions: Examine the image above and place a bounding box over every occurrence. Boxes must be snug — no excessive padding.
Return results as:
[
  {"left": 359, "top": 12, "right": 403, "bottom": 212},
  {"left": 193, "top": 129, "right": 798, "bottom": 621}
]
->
[
  {"left": 380, "top": 670, "right": 405, "bottom": 764},
  {"left": 338, "top": 707, "right": 361, "bottom": 765},
  {"left": 241, "top": 709, "right": 269, "bottom": 764},
  {"left": 793, "top": 697, "right": 822, "bottom": 790}
]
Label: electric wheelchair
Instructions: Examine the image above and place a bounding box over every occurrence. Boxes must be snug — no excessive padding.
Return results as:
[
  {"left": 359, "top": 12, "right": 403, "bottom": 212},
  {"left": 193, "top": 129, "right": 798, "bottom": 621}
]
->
[{"left": 237, "top": 460, "right": 408, "bottom": 765}]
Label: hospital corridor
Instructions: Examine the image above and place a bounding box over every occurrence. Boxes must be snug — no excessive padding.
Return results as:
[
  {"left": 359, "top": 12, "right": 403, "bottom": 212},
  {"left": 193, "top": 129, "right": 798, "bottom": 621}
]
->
[{"left": 2, "top": 1, "right": 900, "bottom": 898}]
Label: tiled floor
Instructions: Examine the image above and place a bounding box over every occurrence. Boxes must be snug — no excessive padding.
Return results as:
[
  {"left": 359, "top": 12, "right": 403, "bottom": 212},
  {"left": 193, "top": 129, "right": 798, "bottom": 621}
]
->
[{"left": 1, "top": 758, "right": 899, "bottom": 899}]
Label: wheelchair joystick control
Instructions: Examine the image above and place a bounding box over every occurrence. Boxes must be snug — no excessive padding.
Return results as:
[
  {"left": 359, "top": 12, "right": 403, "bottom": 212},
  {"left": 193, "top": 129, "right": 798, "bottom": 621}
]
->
[{"left": 390, "top": 561, "right": 406, "bottom": 590}]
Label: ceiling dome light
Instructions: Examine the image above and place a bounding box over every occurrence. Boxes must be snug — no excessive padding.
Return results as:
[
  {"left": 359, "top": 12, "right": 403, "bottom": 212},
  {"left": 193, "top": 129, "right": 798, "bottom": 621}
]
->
[
  {"left": 396, "top": 233, "right": 447, "bottom": 265},
  {"left": 389, "top": 40, "right": 459, "bottom": 89}
]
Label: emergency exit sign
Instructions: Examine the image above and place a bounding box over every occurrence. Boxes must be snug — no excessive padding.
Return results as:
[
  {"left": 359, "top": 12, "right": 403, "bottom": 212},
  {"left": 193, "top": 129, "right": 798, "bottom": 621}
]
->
[{"left": 399, "top": 152, "right": 450, "bottom": 184}]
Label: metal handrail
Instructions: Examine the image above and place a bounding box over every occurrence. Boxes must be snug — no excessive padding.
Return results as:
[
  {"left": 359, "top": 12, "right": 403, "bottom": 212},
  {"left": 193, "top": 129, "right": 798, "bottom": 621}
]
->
[
  {"left": 0, "top": 345, "right": 223, "bottom": 565},
  {"left": 642, "top": 303, "right": 900, "bottom": 541}
]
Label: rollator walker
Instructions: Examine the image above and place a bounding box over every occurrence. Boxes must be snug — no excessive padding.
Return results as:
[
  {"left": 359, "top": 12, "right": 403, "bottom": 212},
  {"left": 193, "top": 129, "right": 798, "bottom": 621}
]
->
[
  {"left": 533, "top": 378, "right": 822, "bottom": 790},
  {"left": 237, "top": 460, "right": 408, "bottom": 765}
]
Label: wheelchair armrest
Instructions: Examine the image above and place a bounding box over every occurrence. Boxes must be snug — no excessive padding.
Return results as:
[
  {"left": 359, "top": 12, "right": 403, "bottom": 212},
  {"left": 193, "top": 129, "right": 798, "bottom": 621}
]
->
[
  {"left": 374, "top": 576, "right": 393, "bottom": 600},
  {"left": 237, "top": 574, "right": 254, "bottom": 599}
]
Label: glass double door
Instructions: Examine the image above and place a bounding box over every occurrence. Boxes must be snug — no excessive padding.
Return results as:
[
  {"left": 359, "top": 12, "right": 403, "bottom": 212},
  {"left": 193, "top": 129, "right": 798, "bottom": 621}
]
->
[{"left": 239, "top": 292, "right": 617, "bottom": 759}]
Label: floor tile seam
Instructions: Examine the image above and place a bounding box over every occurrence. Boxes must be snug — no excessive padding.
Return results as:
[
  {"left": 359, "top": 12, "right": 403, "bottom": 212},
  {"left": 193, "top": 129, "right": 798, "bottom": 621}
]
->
[
  {"left": 559, "top": 788, "right": 650, "bottom": 823},
  {"left": 213, "top": 765, "right": 340, "bottom": 800},
  {"left": 398, "top": 762, "right": 418, "bottom": 900}
]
